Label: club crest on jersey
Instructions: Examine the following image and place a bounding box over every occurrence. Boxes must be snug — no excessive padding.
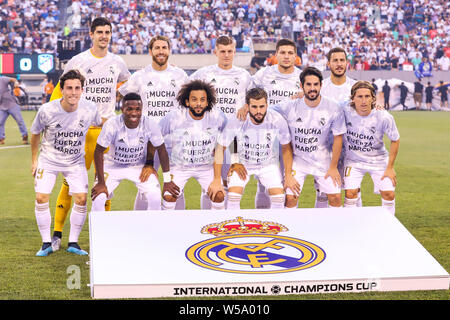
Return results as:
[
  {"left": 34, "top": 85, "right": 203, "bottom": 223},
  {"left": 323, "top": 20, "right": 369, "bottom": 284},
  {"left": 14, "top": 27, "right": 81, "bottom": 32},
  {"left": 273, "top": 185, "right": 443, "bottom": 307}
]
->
[
  {"left": 186, "top": 217, "right": 326, "bottom": 274},
  {"left": 110, "top": 66, "right": 115, "bottom": 74},
  {"left": 370, "top": 127, "right": 376, "bottom": 134},
  {"left": 78, "top": 119, "right": 84, "bottom": 128},
  {"left": 171, "top": 79, "right": 176, "bottom": 87},
  {"left": 319, "top": 118, "right": 326, "bottom": 126},
  {"left": 234, "top": 78, "right": 240, "bottom": 85},
  {"left": 139, "top": 136, "right": 145, "bottom": 144}
]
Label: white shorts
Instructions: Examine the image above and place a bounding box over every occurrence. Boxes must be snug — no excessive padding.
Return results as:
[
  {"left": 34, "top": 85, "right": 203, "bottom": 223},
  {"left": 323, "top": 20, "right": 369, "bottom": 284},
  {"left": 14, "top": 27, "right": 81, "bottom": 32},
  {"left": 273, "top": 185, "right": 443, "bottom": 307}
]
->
[
  {"left": 286, "top": 161, "right": 341, "bottom": 196},
  {"left": 171, "top": 166, "right": 219, "bottom": 193},
  {"left": 313, "top": 158, "right": 345, "bottom": 191},
  {"left": 102, "top": 165, "right": 161, "bottom": 199},
  {"left": 228, "top": 163, "right": 283, "bottom": 190},
  {"left": 34, "top": 165, "right": 88, "bottom": 194},
  {"left": 343, "top": 166, "right": 395, "bottom": 194}
]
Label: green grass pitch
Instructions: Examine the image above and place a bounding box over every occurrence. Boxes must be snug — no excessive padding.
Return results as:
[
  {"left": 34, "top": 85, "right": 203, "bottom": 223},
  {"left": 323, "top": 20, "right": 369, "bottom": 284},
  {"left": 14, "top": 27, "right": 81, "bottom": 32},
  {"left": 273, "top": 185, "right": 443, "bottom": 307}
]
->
[{"left": 0, "top": 110, "right": 448, "bottom": 300}]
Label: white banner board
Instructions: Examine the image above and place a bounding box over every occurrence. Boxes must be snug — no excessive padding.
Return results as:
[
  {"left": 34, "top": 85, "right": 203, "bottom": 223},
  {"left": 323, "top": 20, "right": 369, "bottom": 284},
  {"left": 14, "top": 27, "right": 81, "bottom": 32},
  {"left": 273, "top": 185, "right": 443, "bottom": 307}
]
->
[{"left": 88, "top": 207, "right": 449, "bottom": 299}]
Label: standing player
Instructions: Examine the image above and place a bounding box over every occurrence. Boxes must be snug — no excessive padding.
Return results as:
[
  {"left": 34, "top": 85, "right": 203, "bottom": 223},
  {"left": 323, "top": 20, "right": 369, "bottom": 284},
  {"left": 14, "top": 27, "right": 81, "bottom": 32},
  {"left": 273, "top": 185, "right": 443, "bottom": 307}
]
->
[
  {"left": 317, "top": 47, "right": 358, "bottom": 209},
  {"left": 342, "top": 81, "right": 400, "bottom": 215},
  {"left": 241, "top": 38, "right": 302, "bottom": 209},
  {"left": 91, "top": 93, "right": 179, "bottom": 211},
  {"left": 159, "top": 80, "right": 227, "bottom": 210},
  {"left": 50, "top": 17, "right": 131, "bottom": 249},
  {"left": 272, "top": 67, "right": 346, "bottom": 208},
  {"left": 220, "top": 88, "right": 294, "bottom": 209},
  {"left": 30, "top": 70, "right": 102, "bottom": 256},
  {"left": 118, "top": 35, "right": 188, "bottom": 210},
  {"left": 190, "top": 35, "right": 252, "bottom": 208}
]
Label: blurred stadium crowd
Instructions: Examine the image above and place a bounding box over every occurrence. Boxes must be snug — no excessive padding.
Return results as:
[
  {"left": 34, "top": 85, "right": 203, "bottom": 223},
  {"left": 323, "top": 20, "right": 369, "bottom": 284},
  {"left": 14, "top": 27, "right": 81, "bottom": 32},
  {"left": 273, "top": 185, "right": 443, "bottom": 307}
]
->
[{"left": 0, "top": 0, "right": 449, "bottom": 71}]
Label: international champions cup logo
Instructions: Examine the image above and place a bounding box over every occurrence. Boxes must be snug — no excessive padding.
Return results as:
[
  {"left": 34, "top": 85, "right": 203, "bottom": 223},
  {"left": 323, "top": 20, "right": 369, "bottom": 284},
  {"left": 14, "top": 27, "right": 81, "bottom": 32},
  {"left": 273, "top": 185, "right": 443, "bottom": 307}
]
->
[{"left": 186, "top": 217, "right": 326, "bottom": 274}]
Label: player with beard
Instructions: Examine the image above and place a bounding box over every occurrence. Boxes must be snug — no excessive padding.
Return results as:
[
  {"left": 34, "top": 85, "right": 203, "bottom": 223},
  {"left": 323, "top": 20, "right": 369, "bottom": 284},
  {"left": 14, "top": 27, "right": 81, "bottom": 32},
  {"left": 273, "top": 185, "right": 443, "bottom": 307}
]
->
[
  {"left": 48, "top": 18, "right": 130, "bottom": 251},
  {"left": 272, "top": 67, "right": 346, "bottom": 208},
  {"left": 190, "top": 35, "right": 252, "bottom": 209},
  {"left": 159, "top": 80, "right": 227, "bottom": 210},
  {"left": 236, "top": 38, "right": 302, "bottom": 209},
  {"left": 220, "top": 88, "right": 294, "bottom": 209},
  {"left": 311, "top": 47, "right": 358, "bottom": 209},
  {"left": 119, "top": 35, "right": 188, "bottom": 210}
]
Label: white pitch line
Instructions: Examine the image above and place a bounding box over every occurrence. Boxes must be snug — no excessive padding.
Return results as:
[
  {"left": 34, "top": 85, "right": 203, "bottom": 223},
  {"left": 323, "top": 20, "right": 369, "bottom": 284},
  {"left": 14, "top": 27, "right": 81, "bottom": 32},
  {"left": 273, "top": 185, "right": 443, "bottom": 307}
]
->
[{"left": 0, "top": 145, "right": 29, "bottom": 150}]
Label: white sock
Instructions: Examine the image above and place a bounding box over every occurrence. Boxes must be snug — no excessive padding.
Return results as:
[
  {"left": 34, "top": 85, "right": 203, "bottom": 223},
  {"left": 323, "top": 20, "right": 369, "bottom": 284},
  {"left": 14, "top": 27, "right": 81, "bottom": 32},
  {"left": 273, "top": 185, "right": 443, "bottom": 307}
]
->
[
  {"left": 35, "top": 201, "right": 51, "bottom": 243},
  {"left": 200, "top": 192, "right": 212, "bottom": 210},
  {"left": 133, "top": 191, "right": 148, "bottom": 210},
  {"left": 270, "top": 194, "right": 285, "bottom": 209},
  {"left": 211, "top": 200, "right": 225, "bottom": 210},
  {"left": 382, "top": 198, "right": 395, "bottom": 215},
  {"left": 175, "top": 192, "right": 185, "bottom": 210},
  {"left": 357, "top": 191, "right": 363, "bottom": 207},
  {"left": 344, "top": 197, "right": 358, "bottom": 207},
  {"left": 69, "top": 204, "right": 87, "bottom": 243},
  {"left": 227, "top": 192, "right": 242, "bottom": 210},
  {"left": 92, "top": 193, "right": 107, "bottom": 212},
  {"left": 143, "top": 189, "right": 161, "bottom": 210},
  {"left": 315, "top": 191, "right": 328, "bottom": 208},
  {"left": 255, "top": 182, "right": 270, "bottom": 209}
]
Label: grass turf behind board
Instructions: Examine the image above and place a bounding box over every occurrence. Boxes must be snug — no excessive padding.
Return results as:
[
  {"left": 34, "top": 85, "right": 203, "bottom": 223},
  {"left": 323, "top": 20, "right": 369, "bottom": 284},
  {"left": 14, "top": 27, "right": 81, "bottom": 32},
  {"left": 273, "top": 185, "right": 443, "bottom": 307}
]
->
[{"left": 0, "top": 110, "right": 448, "bottom": 299}]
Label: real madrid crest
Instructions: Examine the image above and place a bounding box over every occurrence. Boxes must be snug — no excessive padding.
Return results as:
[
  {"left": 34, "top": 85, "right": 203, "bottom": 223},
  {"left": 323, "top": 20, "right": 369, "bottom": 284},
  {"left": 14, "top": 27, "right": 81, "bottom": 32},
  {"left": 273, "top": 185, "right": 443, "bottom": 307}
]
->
[{"left": 186, "top": 217, "right": 326, "bottom": 274}]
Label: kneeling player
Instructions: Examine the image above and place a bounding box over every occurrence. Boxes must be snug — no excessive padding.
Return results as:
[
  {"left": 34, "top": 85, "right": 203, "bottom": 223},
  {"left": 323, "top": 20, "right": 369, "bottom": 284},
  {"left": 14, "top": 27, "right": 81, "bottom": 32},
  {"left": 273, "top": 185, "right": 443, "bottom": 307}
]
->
[
  {"left": 342, "top": 81, "right": 400, "bottom": 215},
  {"left": 30, "top": 70, "right": 103, "bottom": 256},
  {"left": 159, "top": 80, "right": 227, "bottom": 210},
  {"left": 91, "top": 93, "right": 178, "bottom": 211},
  {"left": 221, "top": 88, "right": 293, "bottom": 209}
]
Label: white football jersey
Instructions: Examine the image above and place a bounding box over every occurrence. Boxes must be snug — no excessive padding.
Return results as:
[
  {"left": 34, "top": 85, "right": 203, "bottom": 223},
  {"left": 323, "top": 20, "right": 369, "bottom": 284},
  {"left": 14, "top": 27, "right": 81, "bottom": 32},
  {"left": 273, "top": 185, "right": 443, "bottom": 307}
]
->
[
  {"left": 272, "top": 96, "right": 346, "bottom": 176},
  {"left": 321, "top": 76, "right": 357, "bottom": 105},
  {"left": 190, "top": 64, "right": 251, "bottom": 119},
  {"left": 119, "top": 64, "right": 188, "bottom": 123},
  {"left": 343, "top": 105, "right": 400, "bottom": 170},
  {"left": 63, "top": 49, "right": 131, "bottom": 119},
  {"left": 251, "top": 65, "right": 302, "bottom": 106},
  {"left": 97, "top": 114, "right": 164, "bottom": 167},
  {"left": 159, "top": 107, "right": 227, "bottom": 169},
  {"left": 31, "top": 98, "right": 102, "bottom": 169},
  {"left": 219, "top": 109, "right": 291, "bottom": 170}
]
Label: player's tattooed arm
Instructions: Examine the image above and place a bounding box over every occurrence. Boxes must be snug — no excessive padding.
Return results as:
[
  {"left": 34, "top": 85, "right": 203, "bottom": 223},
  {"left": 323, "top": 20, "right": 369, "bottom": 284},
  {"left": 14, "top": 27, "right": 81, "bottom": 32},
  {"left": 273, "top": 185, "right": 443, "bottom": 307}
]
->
[
  {"left": 208, "top": 144, "right": 226, "bottom": 200},
  {"left": 91, "top": 144, "right": 108, "bottom": 200}
]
